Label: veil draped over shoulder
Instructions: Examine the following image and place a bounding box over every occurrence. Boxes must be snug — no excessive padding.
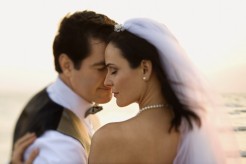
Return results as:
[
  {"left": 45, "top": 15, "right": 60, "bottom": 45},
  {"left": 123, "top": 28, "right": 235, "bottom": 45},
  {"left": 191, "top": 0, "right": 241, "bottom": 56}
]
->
[{"left": 123, "top": 18, "right": 241, "bottom": 164}]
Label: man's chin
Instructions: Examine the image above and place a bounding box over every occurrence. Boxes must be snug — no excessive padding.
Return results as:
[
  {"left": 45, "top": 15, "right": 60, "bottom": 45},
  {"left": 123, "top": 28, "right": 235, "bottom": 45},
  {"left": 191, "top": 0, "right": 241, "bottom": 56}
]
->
[{"left": 95, "top": 95, "right": 112, "bottom": 104}]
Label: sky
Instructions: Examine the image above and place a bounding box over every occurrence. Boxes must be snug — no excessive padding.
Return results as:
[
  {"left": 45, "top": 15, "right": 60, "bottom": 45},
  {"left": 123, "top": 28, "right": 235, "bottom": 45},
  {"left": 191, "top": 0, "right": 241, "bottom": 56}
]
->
[{"left": 0, "top": 0, "right": 245, "bottom": 93}]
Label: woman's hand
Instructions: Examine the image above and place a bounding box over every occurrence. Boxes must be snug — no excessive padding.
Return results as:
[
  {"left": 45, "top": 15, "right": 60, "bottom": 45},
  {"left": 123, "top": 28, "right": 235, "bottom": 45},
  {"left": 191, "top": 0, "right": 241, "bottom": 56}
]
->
[{"left": 11, "top": 133, "right": 39, "bottom": 164}]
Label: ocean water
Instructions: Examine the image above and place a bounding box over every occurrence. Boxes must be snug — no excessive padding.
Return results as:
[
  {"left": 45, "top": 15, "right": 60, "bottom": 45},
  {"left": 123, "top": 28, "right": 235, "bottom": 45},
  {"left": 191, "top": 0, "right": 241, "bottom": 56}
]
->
[{"left": 0, "top": 92, "right": 245, "bottom": 163}]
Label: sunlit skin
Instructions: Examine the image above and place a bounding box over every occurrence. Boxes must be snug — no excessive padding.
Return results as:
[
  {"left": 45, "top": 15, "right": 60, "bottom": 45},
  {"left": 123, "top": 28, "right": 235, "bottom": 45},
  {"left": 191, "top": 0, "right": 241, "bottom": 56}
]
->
[
  {"left": 87, "top": 42, "right": 180, "bottom": 163},
  {"left": 104, "top": 43, "right": 167, "bottom": 109},
  {"left": 59, "top": 38, "right": 112, "bottom": 104},
  {"left": 104, "top": 44, "right": 145, "bottom": 107}
]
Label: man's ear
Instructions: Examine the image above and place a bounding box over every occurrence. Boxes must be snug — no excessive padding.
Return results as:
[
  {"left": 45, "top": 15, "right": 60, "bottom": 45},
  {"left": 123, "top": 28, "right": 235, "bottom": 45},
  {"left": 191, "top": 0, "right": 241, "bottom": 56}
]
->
[
  {"left": 141, "top": 60, "right": 152, "bottom": 81},
  {"left": 59, "top": 54, "right": 73, "bottom": 76}
]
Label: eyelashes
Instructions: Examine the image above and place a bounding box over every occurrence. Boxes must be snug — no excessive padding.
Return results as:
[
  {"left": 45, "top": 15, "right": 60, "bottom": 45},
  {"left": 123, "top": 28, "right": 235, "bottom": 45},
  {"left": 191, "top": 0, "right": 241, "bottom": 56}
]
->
[
  {"left": 97, "top": 67, "right": 106, "bottom": 71},
  {"left": 96, "top": 65, "right": 107, "bottom": 71},
  {"left": 107, "top": 67, "right": 118, "bottom": 75},
  {"left": 111, "top": 70, "right": 117, "bottom": 75}
]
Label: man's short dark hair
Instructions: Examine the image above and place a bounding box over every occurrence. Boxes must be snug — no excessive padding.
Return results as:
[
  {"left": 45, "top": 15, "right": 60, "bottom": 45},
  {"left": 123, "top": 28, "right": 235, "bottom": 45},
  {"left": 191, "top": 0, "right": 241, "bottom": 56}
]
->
[{"left": 53, "top": 10, "right": 116, "bottom": 73}]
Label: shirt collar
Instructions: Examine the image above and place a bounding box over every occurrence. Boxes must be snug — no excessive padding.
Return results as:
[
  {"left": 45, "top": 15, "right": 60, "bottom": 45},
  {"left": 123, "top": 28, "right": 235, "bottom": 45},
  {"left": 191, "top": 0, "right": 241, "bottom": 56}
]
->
[{"left": 47, "top": 77, "right": 93, "bottom": 120}]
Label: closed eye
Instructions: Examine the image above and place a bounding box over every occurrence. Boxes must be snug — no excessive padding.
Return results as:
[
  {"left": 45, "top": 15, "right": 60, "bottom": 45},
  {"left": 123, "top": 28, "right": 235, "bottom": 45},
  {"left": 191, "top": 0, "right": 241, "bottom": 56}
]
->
[
  {"left": 97, "top": 66, "right": 106, "bottom": 71},
  {"left": 111, "top": 70, "right": 117, "bottom": 75},
  {"left": 107, "top": 66, "right": 118, "bottom": 75}
]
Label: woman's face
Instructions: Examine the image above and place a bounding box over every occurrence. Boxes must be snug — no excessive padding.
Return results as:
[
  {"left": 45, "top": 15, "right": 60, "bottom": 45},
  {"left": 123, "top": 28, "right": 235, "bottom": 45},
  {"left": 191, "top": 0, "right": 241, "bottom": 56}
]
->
[{"left": 104, "top": 43, "right": 145, "bottom": 107}]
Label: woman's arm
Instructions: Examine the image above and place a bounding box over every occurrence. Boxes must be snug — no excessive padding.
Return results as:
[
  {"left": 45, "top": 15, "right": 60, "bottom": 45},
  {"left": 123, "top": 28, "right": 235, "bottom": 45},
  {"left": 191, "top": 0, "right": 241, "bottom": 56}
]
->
[{"left": 10, "top": 133, "right": 39, "bottom": 164}]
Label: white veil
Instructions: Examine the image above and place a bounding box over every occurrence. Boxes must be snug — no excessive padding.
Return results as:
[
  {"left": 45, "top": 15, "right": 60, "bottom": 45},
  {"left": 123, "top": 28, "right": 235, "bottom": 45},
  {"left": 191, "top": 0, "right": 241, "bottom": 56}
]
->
[{"left": 123, "top": 18, "right": 241, "bottom": 163}]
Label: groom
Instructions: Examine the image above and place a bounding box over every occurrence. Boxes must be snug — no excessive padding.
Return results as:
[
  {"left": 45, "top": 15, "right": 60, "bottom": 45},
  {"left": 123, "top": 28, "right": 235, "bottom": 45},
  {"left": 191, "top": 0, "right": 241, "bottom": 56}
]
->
[{"left": 12, "top": 10, "right": 116, "bottom": 163}]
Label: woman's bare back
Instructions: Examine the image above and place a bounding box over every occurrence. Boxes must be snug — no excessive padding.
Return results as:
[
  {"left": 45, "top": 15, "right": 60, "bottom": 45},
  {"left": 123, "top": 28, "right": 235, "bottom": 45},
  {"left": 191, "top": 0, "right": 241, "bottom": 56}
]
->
[{"left": 89, "top": 109, "right": 180, "bottom": 164}]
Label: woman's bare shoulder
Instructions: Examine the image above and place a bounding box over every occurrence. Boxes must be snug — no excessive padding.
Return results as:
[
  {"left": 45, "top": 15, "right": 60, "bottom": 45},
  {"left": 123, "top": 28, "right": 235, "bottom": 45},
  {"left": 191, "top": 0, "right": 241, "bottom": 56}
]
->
[
  {"left": 89, "top": 122, "right": 127, "bottom": 163},
  {"left": 91, "top": 118, "right": 138, "bottom": 144},
  {"left": 93, "top": 122, "right": 123, "bottom": 140}
]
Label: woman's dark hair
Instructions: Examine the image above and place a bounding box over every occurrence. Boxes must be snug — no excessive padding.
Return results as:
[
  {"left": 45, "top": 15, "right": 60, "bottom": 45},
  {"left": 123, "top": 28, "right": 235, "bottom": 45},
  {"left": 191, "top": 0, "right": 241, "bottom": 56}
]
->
[
  {"left": 53, "top": 10, "right": 116, "bottom": 73},
  {"left": 108, "top": 30, "right": 201, "bottom": 131}
]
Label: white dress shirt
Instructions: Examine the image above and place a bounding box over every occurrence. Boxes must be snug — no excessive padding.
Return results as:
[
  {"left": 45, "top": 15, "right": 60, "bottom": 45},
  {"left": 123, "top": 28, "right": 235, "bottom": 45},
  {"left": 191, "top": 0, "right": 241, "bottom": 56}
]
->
[{"left": 24, "top": 77, "right": 95, "bottom": 164}]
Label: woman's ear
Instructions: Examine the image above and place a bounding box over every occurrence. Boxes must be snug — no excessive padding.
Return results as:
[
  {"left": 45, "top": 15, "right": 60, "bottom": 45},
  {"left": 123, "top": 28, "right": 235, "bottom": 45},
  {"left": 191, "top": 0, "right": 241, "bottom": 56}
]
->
[
  {"left": 141, "top": 60, "right": 152, "bottom": 81},
  {"left": 59, "top": 54, "right": 73, "bottom": 76}
]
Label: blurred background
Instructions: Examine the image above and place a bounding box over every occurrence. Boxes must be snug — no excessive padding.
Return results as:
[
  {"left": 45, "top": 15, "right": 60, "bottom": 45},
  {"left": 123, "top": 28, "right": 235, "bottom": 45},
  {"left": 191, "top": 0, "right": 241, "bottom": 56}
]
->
[{"left": 0, "top": 0, "right": 245, "bottom": 163}]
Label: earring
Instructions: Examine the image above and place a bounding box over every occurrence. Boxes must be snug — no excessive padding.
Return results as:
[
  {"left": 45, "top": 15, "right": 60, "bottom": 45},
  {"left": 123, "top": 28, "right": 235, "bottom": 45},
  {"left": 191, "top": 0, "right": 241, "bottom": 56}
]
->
[{"left": 143, "top": 77, "right": 146, "bottom": 80}]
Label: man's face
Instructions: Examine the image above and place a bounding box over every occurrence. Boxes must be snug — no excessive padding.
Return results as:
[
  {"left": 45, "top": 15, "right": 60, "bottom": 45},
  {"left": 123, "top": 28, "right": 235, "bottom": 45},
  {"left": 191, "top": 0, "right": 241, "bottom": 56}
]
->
[{"left": 66, "top": 38, "right": 112, "bottom": 104}]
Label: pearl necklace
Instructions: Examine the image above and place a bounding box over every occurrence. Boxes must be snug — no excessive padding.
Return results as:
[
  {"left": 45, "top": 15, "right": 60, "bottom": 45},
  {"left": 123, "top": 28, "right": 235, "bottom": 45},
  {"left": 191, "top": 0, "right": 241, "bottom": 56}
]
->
[{"left": 138, "top": 104, "right": 169, "bottom": 115}]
